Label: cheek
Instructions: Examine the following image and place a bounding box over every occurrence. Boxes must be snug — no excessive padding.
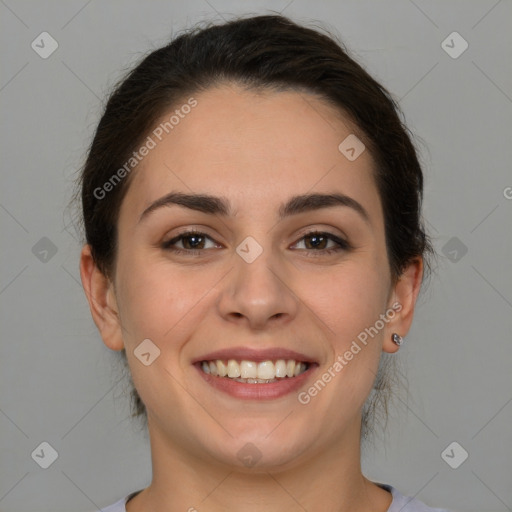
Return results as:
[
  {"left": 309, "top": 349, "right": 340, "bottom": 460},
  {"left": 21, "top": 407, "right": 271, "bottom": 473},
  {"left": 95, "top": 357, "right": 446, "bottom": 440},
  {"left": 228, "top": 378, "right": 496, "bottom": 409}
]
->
[
  {"left": 313, "top": 260, "right": 390, "bottom": 339},
  {"left": 114, "top": 253, "right": 221, "bottom": 348},
  {"left": 300, "top": 263, "right": 389, "bottom": 420},
  {"left": 113, "top": 257, "right": 212, "bottom": 409},
  {"left": 309, "top": 258, "right": 390, "bottom": 398}
]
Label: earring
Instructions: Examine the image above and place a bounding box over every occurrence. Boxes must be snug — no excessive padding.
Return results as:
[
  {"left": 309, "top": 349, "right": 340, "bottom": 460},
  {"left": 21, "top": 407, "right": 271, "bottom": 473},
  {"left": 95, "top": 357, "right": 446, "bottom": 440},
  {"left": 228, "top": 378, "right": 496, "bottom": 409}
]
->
[{"left": 391, "top": 333, "right": 403, "bottom": 346}]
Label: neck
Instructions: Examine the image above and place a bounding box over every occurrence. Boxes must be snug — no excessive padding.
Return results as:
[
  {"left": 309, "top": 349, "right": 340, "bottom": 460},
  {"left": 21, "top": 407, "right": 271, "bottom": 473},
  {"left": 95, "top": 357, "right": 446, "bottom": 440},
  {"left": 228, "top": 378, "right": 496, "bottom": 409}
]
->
[{"left": 127, "top": 416, "right": 392, "bottom": 512}]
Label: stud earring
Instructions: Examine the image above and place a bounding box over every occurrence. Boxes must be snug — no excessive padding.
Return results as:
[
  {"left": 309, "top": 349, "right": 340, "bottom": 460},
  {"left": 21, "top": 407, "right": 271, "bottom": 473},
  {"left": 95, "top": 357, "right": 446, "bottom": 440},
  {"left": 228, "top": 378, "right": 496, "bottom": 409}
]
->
[{"left": 391, "top": 333, "right": 403, "bottom": 346}]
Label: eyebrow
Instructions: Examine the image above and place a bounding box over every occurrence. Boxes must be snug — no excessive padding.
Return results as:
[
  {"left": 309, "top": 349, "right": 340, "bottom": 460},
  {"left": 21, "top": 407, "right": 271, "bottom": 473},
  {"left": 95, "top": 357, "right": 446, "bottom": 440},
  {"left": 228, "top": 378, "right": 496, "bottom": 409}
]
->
[{"left": 138, "top": 191, "right": 370, "bottom": 224}]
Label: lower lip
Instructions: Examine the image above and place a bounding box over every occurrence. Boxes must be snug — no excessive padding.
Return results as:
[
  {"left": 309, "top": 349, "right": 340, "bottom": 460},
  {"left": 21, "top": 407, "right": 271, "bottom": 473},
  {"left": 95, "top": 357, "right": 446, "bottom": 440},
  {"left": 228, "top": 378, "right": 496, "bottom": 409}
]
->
[{"left": 195, "top": 364, "right": 317, "bottom": 400}]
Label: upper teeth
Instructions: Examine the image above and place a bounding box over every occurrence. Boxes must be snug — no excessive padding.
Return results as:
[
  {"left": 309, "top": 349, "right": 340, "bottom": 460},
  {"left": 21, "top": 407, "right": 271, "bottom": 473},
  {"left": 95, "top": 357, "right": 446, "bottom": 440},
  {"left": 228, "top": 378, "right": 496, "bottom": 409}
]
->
[{"left": 201, "top": 359, "right": 307, "bottom": 379}]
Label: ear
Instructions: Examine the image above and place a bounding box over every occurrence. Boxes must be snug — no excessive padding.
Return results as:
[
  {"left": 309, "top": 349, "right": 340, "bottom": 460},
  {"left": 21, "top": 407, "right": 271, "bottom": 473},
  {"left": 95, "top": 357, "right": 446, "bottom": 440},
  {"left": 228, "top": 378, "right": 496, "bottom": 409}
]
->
[
  {"left": 79, "top": 244, "right": 124, "bottom": 351},
  {"left": 382, "top": 257, "right": 423, "bottom": 354}
]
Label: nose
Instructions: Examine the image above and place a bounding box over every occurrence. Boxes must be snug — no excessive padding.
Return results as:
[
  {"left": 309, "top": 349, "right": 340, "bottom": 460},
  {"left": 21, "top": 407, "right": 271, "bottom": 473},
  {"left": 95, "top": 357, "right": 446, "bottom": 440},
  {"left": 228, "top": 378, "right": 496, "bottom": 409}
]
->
[{"left": 216, "top": 248, "right": 299, "bottom": 331}]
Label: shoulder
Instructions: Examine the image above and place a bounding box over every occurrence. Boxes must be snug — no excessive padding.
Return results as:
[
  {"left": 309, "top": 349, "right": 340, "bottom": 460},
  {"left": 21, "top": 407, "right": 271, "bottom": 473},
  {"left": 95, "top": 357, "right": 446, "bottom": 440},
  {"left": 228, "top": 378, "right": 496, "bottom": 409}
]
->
[
  {"left": 378, "top": 483, "right": 452, "bottom": 512},
  {"left": 100, "top": 489, "right": 142, "bottom": 512},
  {"left": 101, "top": 485, "right": 452, "bottom": 512},
  {"left": 99, "top": 497, "right": 126, "bottom": 512}
]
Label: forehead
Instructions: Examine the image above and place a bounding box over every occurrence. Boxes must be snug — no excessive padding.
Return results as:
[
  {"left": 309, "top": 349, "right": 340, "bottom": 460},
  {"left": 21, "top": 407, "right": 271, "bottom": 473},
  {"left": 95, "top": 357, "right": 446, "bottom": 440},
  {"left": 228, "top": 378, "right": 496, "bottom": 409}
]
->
[{"left": 120, "top": 84, "right": 381, "bottom": 222}]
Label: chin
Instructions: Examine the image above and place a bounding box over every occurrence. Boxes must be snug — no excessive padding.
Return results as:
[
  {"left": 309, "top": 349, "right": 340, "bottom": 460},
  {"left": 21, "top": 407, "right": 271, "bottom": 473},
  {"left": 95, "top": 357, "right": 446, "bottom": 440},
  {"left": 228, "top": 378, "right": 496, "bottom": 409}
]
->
[{"left": 208, "top": 430, "right": 313, "bottom": 473}]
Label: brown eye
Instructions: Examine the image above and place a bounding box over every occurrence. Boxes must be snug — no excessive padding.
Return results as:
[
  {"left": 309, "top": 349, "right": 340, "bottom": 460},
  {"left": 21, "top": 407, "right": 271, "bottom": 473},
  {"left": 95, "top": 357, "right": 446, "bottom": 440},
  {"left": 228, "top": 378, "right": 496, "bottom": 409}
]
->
[
  {"left": 162, "top": 231, "right": 218, "bottom": 254},
  {"left": 292, "top": 231, "right": 350, "bottom": 256},
  {"left": 304, "top": 233, "right": 330, "bottom": 250}
]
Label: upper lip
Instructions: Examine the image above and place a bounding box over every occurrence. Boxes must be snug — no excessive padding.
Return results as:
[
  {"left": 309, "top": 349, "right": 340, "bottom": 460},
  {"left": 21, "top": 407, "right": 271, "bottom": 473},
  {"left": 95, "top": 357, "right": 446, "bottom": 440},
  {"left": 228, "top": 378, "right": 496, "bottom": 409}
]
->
[{"left": 193, "top": 346, "right": 317, "bottom": 364}]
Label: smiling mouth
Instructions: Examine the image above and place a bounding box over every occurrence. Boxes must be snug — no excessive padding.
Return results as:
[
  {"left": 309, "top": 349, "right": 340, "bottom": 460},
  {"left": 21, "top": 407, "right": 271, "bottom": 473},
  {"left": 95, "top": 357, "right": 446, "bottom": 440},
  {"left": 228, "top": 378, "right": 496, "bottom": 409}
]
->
[{"left": 200, "top": 359, "right": 309, "bottom": 383}]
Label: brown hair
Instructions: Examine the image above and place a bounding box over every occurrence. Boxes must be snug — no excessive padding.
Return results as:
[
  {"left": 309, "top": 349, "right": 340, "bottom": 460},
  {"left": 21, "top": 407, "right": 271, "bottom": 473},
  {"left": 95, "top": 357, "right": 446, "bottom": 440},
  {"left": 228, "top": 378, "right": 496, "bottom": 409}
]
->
[{"left": 76, "top": 14, "right": 433, "bottom": 438}]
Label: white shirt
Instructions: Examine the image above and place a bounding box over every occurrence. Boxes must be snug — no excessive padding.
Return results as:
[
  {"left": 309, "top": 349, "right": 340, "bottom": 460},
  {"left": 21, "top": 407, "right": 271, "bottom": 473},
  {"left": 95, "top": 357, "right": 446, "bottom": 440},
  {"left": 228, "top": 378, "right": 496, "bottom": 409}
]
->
[{"left": 100, "top": 483, "right": 451, "bottom": 511}]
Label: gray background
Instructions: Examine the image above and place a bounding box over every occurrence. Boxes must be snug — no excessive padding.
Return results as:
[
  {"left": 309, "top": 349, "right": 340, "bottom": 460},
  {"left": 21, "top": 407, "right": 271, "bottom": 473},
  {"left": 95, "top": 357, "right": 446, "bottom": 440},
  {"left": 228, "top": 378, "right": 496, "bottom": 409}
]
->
[{"left": 1, "top": 1, "right": 511, "bottom": 511}]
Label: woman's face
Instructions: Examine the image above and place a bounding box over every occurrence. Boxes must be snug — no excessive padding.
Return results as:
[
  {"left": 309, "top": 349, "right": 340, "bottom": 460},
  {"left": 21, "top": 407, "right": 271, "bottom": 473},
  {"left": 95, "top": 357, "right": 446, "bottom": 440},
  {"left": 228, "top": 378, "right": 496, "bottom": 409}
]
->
[{"left": 86, "top": 84, "right": 419, "bottom": 471}]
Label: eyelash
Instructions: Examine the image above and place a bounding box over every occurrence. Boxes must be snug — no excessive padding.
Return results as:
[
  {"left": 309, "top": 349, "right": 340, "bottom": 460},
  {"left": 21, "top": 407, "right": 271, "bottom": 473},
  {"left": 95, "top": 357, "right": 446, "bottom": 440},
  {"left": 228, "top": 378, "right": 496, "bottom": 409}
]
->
[{"left": 161, "top": 230, "right": 351, "bottom": 257}]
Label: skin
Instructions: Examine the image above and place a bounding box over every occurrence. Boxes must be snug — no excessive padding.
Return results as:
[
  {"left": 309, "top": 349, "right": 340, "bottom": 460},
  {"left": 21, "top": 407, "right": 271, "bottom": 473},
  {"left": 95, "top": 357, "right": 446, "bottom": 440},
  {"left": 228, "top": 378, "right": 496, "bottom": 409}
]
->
[{"left": 80, "top": 84, "right": 422, "bottom": 512}]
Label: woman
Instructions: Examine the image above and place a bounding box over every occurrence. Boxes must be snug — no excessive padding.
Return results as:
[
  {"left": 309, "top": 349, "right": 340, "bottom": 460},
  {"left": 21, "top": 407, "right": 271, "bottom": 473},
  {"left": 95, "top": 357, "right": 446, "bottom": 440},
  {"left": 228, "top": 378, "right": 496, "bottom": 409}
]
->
[{"left": 78, "top": 14, "right": 449, "bottom": 512}]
